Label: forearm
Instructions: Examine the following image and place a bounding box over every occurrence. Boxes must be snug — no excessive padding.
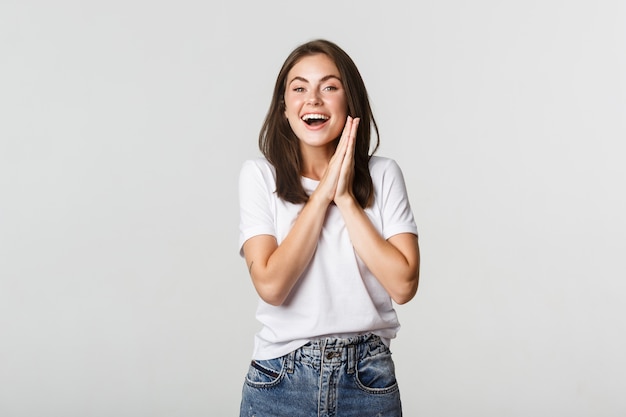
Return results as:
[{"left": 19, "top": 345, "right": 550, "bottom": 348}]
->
[
  {"left": 246, "top": 195, "right": 330, "bottom": 305},
  {"left": 336, "top": 197, "right": 420, "bottom": 304}
]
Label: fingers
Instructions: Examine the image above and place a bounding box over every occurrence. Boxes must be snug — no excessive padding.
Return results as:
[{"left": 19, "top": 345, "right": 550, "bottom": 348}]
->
[
  {"left": 341, "top": 117, "right": 358, "bottom": 168},
  {"left": 332, "top": 116, "right": 352, "bottom": 160},
  {"left": 314, "top": 116, "right": 360, "bottom": 204},
  {"left": 336, "top": 116, "right": 359, "bottom": 200},
  {"left": 336, "top": 116, "right": 359, "bottom": 158},
  {"left": 328, "top": 116, "right": 357, "bottom": 172},
  {"left": 347, "top": 117, "right": 359, "bottom": 154}
]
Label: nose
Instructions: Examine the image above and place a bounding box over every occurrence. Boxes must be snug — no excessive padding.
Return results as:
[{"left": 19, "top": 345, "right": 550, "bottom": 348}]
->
[{"left": 305, "top": 90, "right": 322, "bottom": 105}]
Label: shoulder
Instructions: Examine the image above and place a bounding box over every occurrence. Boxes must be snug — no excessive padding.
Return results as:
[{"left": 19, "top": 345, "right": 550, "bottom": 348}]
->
[
  {"left": 241, "top": 157, "right": 274, "bottom": 172},
  {"left": 239, "top": 157, "right": 278, "bottom": 196},
  {"left": 368, "top": 155, "right": 404, "bottom": 178},
  {"left": 240, "top": 157, "right": 276, "bottom": 180}
]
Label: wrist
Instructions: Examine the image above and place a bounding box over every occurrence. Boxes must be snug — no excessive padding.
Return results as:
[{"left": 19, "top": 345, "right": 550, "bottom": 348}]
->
[
  {"left": 308, "top": 190, "right": 333, "bottom": 209},
  {"left": 334, "top": 194, "right": 358, "bottom": 211}
]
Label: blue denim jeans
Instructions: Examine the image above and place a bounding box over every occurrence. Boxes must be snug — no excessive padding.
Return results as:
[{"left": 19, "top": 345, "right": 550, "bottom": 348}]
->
[{"left": 240, "top": 334, "right": 402, "bottom": 417}]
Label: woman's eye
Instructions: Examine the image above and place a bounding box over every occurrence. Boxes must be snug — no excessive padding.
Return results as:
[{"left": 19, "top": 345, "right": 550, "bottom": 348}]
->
[
  {"left": 324, "top": 86, "right": 338, "bottom": 91},
  {"left": 293, "top": 87, "right": 305, "bottom": 92}
]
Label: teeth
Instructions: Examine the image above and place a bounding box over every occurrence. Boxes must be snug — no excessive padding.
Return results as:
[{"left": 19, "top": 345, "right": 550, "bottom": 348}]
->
[{"left": 301, "top": 114, "right": 329, "bottom": 121}]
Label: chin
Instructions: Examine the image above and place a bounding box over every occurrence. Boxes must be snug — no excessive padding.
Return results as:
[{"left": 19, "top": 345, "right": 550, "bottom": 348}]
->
[{"left": 298, "top": 135, "right": 337, "bottom": 148}]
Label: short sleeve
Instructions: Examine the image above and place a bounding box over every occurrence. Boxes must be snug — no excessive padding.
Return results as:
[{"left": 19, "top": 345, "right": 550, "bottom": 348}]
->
[
  {"left": 238, "top": 159, "right": 277, "bottom": 256},
  {"left": 376, "top": 159, "right": 418, "bottom": 240}
]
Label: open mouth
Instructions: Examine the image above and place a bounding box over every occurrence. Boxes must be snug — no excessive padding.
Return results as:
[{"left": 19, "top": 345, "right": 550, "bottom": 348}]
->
[{"left": 301, "top": 113, "right": 330, "bottom": 127}]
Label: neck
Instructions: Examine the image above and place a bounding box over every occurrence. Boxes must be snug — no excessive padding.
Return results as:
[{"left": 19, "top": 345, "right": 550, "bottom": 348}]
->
[{"left": 300, "top": 144, "right": 335, "bottom": 180}]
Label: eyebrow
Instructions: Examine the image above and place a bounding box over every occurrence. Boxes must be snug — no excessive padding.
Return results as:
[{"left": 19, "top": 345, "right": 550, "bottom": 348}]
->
[{"left": 288, "top": 74, "right": 342, "bottom": 85}]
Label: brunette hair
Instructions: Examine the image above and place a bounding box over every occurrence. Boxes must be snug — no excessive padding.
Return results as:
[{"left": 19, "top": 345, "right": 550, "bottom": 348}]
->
[{"left": 259, "top": 39, "right": 380, "bottom": 208}]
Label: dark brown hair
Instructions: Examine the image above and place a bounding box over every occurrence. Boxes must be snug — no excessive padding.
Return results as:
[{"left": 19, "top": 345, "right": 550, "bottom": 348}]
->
[{"left": 259, "top": 39, "right": 380, "bottom": 208}]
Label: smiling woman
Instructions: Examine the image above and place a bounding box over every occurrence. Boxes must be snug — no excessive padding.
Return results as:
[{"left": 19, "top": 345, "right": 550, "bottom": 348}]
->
[
  {"left": 259, "top": 40, "right": 381, "bottom": 208},
  {"left": 238, "top": 39, "right": 420, "bottom": 417},
  {"left": 283, "top": 54, "right": 348, "bottom": 174}
]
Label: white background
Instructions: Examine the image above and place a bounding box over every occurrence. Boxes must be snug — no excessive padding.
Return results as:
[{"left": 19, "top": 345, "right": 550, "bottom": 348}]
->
[{"left": 1, "top": 1, "right": 625, "bottom": 416}]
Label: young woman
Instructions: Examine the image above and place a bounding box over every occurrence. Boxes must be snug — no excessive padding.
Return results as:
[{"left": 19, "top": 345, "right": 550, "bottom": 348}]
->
[{"left": 238, "top": 39, "right": 420, "bottom": 417}]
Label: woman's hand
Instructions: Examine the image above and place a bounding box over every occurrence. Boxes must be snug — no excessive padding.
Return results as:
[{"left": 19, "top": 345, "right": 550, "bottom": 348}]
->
[
  {"left": 334, "top": 116, "right": 359, "bottom": 205},
  {"left": 311, "top": 116, "right": 360, "bottom": 205}
]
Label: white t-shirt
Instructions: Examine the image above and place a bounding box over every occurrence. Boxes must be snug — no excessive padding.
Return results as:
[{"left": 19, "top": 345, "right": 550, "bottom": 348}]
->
[{"left": 238, "top": 156, "right": 418, "bottom": 360}]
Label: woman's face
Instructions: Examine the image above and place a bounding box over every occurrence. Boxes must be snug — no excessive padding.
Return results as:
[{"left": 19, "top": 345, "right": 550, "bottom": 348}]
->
[{"left": 283, "top": 53, "right": 348, "bottom": 153}]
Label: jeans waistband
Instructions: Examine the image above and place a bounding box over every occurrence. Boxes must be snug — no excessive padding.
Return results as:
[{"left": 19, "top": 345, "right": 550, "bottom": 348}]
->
[{"left": 285, "top": 333, "right": 387, "bottom": 375}]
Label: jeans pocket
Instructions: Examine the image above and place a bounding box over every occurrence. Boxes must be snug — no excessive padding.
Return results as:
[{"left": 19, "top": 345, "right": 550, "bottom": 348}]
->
[
  {"left": 354, "top": 349, "right": 399, "bottom": 394},
  {"left": 245, "top": 357, "right": 286, "bottom": 388}
]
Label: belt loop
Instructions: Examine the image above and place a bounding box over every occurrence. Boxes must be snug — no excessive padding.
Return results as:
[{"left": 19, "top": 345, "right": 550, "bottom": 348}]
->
[
  {"left": 347, "top": 344, "right": 356, "bottom": 374},
  {"left": 285, "top": 350, "right": 295, "bottom": 374}
]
